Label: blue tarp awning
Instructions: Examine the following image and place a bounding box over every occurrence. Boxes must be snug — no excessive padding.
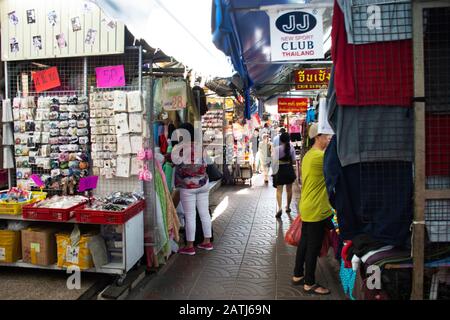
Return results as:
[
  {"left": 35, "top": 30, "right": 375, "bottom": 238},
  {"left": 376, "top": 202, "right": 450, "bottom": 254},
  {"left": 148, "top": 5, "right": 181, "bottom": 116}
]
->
[{"left": 211, "top": 0, "right": 333, "bottom": 101}]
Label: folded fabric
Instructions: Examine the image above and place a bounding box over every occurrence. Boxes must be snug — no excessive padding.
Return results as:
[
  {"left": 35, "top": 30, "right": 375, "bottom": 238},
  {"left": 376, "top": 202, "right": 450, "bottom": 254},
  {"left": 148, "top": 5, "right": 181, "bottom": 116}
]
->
[
  {"left": 365, "top": 247, "right": 411, "bottom": 267},
  {"left": 361, "top": 245, "right": 394, "bottom": 264}
]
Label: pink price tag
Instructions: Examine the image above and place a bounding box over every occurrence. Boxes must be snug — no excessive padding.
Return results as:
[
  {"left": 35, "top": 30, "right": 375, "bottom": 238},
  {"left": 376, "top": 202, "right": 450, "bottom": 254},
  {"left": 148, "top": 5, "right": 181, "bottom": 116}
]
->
[
  {"left": 95, "top": 65, "right": 126, "bottom": 88},
  {"left": 30, "top": 174, "right": 45, "bottom": 188},
  {"left": 78, "top": 176, "right": 98, "bottom": 192}
]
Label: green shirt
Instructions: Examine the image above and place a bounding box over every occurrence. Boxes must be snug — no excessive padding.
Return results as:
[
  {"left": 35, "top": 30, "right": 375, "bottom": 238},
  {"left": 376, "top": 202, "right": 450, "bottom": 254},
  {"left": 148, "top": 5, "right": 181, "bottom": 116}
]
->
[{"left": 299, "top": 148, "right": 333, "bottom": 222}]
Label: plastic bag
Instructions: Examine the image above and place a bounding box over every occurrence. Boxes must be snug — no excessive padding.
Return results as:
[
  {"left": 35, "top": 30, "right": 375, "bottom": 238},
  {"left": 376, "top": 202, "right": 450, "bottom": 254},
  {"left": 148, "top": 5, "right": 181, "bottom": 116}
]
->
[{"left": 285, "top": 215, "right": 302, "bottom": 246}]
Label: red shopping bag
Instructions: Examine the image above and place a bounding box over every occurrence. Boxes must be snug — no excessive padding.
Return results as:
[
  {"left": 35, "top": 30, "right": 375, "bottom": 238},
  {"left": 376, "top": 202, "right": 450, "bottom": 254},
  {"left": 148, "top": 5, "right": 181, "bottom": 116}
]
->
[{"left": 285, "top": 215, "right": 302, "bottom": 246}]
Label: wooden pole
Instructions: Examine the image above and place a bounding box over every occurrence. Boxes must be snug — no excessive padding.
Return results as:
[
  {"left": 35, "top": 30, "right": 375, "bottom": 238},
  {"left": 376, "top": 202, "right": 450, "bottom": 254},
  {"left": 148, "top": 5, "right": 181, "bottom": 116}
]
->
[{"left": 411, "top": 0, "right": 425, "bottom": 299}]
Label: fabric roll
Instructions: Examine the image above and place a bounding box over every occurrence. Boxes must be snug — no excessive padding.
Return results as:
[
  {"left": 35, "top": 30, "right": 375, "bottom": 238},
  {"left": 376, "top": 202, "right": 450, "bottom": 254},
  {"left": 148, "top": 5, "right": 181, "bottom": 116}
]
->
[
  {"left": 2, "top": 99, "right": 13, "bottom": 123},
  {"left": 2, "top": 123, "right": 14, "bottom": 145}
]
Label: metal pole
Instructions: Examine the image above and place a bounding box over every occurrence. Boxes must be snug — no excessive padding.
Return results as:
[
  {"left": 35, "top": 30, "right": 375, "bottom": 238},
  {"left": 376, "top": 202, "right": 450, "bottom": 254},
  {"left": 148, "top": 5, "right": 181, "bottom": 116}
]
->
[
  {"left": 4, "top": 61, "right": 12, "bottom": 189},
  {"left": 83, "top": 57, "right": 88, "bottom": 96},
  {"left": 138, "top": 45, "right": 143, "bottom": 90}
]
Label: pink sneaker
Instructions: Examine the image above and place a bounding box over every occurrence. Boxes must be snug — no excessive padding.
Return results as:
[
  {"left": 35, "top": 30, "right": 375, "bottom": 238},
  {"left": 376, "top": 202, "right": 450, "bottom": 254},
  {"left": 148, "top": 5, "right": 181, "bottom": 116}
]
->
[
  {"left": 178, "top": 247, "right": 196, "bottom": 255},
  {"left": 197, "top": 243, "right": 214, "bottom": 251}
]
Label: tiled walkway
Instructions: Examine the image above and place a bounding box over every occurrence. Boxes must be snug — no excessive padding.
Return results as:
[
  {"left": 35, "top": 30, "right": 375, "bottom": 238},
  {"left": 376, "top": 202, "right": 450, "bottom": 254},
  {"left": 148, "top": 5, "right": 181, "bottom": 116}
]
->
[{"left": 130, "top": 174, "right": 346, "bottom": 300}]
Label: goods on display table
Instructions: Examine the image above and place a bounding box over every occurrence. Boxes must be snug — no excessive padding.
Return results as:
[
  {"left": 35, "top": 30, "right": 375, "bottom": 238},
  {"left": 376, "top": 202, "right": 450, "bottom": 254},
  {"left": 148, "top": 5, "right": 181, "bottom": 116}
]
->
[
  {"left": 0, "top": 187, "right": 47, "bottom": 215},
  {"left": 0, "top": 190, "right": 145, "bottom": 275},
  {"left": 202, "top": 109, "right": 223, "bottom": 145}
]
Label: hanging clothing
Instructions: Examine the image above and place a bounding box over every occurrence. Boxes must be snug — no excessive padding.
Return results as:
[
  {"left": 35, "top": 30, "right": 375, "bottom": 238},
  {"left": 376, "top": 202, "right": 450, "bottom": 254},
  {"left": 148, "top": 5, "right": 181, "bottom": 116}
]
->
[
  {"left": 331, "top": 0, "right": 413, "bottom": 107},
  {"left": 163, "top": 162, "right": 174, "bottom": 194},
  {"left": 159, "top": 135, "right": 168, "bottom": 154},
  {"left": 153, "top": 123, "right": 161, "bottom": 147},
  {"left": 426, "top": 114, "right": 450, "bottom": 176},
  {"left": 324, "top": 135, "right": 364, "bottom": 240},
  {"left": 337, "top": 0, "right": 412, "bottom": 45},
  {"left": 340, "top": 259, "right": 357, "bottom": 300},
  {"left": 326, "top": 65, "right": 414, "bottom": 167}
]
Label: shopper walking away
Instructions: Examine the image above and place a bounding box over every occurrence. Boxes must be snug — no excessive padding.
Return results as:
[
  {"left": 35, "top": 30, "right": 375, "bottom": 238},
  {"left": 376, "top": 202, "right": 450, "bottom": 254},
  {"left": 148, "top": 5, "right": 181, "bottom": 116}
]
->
[
  {"left": 173, "top": 122, "right": 213, "bottom": 255},
  {"left": 292, "top": 122, "right": 332, "bottom": 295},
  {"left": 258, "top": 133, "right": 272, "bottom": 183},
  {"left": 272, "top": 127, "right": 286, "bottom": 147},
  {"left": 251, "top": 128, "right": 260, "bottom": 172},
  {"left": 272, "top": 132, "right": 296, "bottom": 218}
]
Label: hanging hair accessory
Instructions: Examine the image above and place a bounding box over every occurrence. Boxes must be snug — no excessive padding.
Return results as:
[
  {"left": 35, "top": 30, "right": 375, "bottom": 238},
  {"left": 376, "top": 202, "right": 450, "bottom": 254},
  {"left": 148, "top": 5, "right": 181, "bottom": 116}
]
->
[
  {"left": 138, "top": 164, "right": 152, "bottom": 182},
  {"left": 137, "top": 148, "right": 153, "bottom": 161}
]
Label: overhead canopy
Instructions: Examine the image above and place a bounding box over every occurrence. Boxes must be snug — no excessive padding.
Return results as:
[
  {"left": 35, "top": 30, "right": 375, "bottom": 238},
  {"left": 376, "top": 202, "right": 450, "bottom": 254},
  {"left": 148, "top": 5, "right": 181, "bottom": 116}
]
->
[
  {"left": 212, "top": 0, "right": 333, "bottom": 98},
  {"left": 92, "top": 0, "right": 234, "bottom": 78}
]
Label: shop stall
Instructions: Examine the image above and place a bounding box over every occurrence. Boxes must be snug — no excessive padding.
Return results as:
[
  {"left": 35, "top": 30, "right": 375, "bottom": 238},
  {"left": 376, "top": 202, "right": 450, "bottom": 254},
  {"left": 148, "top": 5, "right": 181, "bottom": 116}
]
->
[{"left": 0, "top": 0, "right": 183, "bottom": 282}]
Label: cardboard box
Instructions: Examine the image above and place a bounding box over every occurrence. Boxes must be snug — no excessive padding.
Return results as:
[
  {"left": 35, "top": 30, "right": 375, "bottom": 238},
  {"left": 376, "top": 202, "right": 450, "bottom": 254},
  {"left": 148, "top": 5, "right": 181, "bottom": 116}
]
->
[
  {"left": 0, "top": 230, "right": 21, "bottom": 263},
  {"left": 21, "top": 227, "right": 57, "bottom": 266}
]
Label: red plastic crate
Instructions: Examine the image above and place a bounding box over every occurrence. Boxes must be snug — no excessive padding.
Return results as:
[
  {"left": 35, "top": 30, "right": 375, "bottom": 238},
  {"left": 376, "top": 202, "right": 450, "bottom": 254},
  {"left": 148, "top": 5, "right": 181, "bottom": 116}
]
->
[
  {"left": 22, "top": 202, "right": 87, "bottom": 222},
  {"left": 73, "top": 200, "right": 145, "bottom": 225}
]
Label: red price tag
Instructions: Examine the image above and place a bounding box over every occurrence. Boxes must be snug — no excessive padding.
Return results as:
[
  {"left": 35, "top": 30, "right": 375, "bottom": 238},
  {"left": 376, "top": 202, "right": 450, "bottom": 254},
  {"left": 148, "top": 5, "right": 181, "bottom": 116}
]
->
[{"left": 32, "top": 67, "right": 61, "bottom": 93}]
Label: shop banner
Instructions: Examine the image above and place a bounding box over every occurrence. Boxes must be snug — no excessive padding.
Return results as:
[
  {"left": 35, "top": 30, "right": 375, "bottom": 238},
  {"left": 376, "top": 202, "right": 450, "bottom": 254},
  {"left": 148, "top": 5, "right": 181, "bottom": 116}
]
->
[
  {"left": 269, "top": 9, "right": 324, "bottom": 61},
  {"left": 278, "top": 97, "right": 309, "bottom": 113},
  {"left": 294, "top": 68, "right": 331, "bottom": 90},
  {"left": 162, "top": 81, "right": 187, "bottom": 111},
  {"left": 95, "top": 65, "right": 126, "bottom": 88},
  {"left": 32, "top": 67, "right": 61, "bottom": 92}
]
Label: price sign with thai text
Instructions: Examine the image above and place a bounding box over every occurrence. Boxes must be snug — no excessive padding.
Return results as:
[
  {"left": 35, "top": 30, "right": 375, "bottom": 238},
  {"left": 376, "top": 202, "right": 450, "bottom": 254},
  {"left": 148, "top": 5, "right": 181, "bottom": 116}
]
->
[
  {"left": 32, "top": 67, "right": 61, "bottom": 92},
  {"left": 95, "top": 65, "right": 126, "bottom": 88},
  {"left": 278, "top": 97, "right": 309, "bottom": 113}
]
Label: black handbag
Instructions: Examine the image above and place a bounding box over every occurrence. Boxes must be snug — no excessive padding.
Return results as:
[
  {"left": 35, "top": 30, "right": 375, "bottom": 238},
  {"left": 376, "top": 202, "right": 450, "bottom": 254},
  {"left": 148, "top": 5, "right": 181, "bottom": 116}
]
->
[{"left": 207, "top": 164, "right": 223, "bottom": 182}]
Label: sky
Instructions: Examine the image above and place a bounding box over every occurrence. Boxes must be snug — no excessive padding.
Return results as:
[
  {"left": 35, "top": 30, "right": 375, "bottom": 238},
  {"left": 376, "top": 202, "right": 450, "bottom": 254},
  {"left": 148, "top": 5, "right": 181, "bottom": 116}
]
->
[{"left": 93, "top": 0, "right": 235, "bottom": 78}]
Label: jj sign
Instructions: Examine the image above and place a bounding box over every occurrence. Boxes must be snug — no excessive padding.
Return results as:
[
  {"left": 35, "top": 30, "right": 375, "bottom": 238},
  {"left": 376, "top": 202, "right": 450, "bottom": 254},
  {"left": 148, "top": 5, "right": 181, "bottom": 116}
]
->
[{"left": 269, "top": 9, "right": 324, "bottom": 61}]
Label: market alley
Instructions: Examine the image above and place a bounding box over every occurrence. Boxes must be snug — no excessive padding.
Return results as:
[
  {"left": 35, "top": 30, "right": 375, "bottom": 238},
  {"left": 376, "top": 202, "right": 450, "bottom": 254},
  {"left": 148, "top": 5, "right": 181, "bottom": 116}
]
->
[{"left": 128, "top": 175, "right": 345, "bottom": 300}]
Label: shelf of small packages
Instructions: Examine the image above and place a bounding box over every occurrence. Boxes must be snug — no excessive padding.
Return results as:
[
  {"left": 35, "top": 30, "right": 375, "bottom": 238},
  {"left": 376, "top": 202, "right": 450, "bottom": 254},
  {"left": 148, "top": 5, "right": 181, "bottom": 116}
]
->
[{"left": 0, "top": 210, "right": 144, "bottom": 276}]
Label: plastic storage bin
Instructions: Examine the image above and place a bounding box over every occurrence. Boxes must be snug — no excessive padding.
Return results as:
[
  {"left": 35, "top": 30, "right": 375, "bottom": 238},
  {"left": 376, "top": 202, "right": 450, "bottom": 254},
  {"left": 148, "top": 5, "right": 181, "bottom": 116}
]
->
[{"left": 0, "top": 192, "right": 47, "bottom": 215}]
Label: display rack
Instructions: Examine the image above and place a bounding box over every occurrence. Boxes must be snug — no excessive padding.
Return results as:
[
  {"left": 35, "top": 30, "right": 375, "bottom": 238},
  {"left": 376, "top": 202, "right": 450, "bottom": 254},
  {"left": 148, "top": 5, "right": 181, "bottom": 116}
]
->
[
  {"left": 0, "top": 211, "right": 144, "bottom": 276},
  {"left": 0, "top": 46, "right": 151, "bottom": 282}
]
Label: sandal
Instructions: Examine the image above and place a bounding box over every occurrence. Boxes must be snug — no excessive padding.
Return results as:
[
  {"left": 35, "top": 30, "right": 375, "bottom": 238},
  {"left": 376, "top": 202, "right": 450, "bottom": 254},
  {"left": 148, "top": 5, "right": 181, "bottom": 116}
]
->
[
  {"left": 285, "top": 208, "right": 292, "bottom": 214},
  {"left": 275, "top": 210, "right": 282, "bottom": 218},
  {"left": 303, "top": 284, "right": 331, "bottom": 295},
  {"left": 291, "top": 276, "right": 305, "bottom": 286}
]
